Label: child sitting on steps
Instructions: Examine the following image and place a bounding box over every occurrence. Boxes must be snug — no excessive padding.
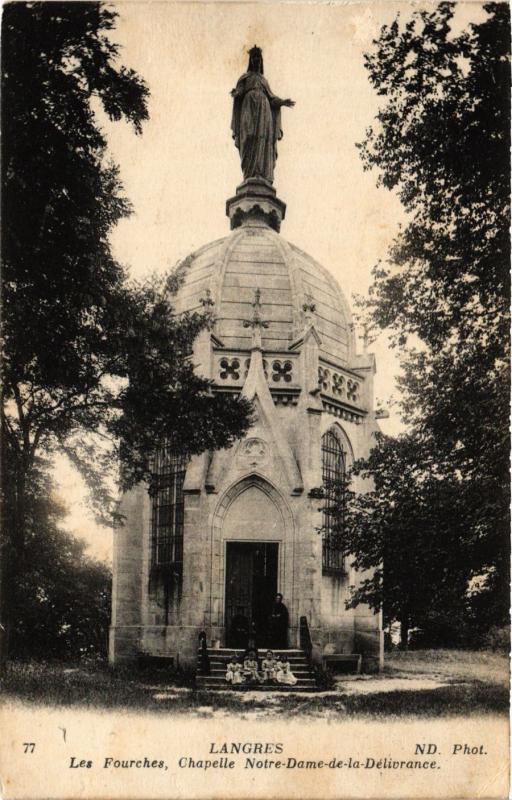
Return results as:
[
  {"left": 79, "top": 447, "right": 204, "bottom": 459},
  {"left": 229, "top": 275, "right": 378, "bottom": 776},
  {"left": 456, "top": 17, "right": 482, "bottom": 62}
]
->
[
  {"left": 226, "top": 654, "right": 243, "bottom": 685},
  {"left": 261, "top": 650, "right": 278, "bottom": 683},
  {"left": 243, "top": 650, "right": 261, "bottom": 684},
  {"left": 275, "top": 654, "right": 297, "bottom": 686}
]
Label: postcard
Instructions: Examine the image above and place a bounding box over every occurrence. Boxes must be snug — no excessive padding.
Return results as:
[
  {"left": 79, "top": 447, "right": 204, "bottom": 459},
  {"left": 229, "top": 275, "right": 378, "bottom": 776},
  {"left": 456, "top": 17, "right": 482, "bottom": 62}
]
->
[{"left": 1, "top": 1, "right": 509, "bottom": 798}]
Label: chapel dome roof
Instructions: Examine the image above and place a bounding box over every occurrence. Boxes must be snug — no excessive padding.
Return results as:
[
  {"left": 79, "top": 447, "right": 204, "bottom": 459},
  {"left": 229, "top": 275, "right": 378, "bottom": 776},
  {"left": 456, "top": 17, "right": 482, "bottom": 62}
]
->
[{"left": 173, "top": 222, "right": 354, "bottom": 367}]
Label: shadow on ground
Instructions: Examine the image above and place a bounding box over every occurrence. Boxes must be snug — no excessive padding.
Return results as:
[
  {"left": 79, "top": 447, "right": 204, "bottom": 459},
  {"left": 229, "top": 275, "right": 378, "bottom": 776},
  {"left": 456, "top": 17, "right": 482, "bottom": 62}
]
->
[{"left": 1, "top": 650, "right": 508, "bottom": 719}]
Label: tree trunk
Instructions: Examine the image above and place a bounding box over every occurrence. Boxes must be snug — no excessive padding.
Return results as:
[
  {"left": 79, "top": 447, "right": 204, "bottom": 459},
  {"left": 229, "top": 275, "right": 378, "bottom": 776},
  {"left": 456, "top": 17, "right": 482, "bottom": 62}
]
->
[
  {"left": 0, "top": 550, "right": 8, "bottom": 668},
  {"left": 399, "top": 617, "right": 409, "bottom": 650},
  {"left": 0, "top": 466, "right": 27, "bottom": 669},
  {"left": 0, "top": 503, "right": 13, "bottom": 669}
]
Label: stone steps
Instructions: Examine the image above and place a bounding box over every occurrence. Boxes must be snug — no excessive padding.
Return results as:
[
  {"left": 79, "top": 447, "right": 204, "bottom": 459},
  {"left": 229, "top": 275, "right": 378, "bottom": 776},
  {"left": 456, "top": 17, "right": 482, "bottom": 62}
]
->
[
  {"left": 196, "top": 647, "right": 317, "bottom": 692},
  {"left": 200, "top": 648, "right": 304, "bottom": 655},
  {"left": 195, "top": 681, "right": 315, "bottom": 692},
  {"left": 206, "top": 665, "right": 311, "bottom": 674}
]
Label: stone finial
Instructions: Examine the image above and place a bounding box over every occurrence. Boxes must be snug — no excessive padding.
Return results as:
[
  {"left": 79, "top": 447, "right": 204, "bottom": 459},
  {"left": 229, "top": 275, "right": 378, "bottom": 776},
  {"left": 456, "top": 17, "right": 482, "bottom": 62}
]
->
[
  {"left": 302, "top": 292, "right": 316, "bottom": 325},
  {"left": 350, "top": 314, "right": 376, "bottom": 354},
  {"left": 200, "top": 288, "right": 215, "bottom": 309},
  {"left": 199, "top": 288, "right": 216, "bottom": 331},
  {"left": 243, "top": 288, "right": 269, "bottom": 349},
  {"left": 362, "top": 323, "right": 369, "bottom": 353}
]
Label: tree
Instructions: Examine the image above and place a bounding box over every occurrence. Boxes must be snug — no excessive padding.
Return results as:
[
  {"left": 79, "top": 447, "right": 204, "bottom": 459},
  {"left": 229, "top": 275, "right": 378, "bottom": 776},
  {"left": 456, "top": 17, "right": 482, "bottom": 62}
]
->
[
  {"left": 1, "top": 3, "right": 252, "bottom": 662},
  {"left": 330, "top": 434, "right": 479, "bottom": 648},
  {"left": 353, "top": 2, "right": 510, "bottom": 633},
  {"left": 9, "top": 468, "right": 111, "bottom": 661}
]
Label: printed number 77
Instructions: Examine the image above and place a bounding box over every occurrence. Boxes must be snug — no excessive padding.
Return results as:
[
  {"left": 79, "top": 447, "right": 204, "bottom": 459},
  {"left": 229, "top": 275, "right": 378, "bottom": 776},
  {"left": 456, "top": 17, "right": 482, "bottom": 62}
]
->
[{"left": 23, "top": 743, "right": 35, "bottom": 753}]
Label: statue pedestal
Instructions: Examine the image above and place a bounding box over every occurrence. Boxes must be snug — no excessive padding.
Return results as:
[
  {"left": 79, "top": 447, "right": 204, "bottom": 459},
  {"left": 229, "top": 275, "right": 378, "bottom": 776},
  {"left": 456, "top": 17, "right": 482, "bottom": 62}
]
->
[{"left": 226, "top": 178, "right": 286, "bottom": 232}]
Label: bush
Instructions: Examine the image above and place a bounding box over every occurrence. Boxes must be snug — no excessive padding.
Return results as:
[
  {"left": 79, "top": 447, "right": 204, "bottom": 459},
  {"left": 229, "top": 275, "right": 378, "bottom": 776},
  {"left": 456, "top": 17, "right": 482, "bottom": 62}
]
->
[
  {"left": 484, "top": 625, "right": 510, "bottom": 653},
  {"left": 312, "top": 664, "right": 335, "bottom": 690}
]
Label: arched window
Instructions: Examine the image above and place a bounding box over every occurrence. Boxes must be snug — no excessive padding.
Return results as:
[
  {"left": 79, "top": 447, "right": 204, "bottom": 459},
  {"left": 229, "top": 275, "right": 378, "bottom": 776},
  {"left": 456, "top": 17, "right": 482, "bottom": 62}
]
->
[
  {"left": 321, "top": 429, "right": 347, "bottom": 574},
  {"left": 150, "top": 445, "right": 188, "bottom": 583}
]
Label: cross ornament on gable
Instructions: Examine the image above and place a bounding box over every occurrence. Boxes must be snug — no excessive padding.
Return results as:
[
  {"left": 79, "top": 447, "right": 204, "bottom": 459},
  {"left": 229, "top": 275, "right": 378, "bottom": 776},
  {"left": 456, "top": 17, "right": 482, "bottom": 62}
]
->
[
  {"left": 302, "top": 292, "right": 316, "bottom": 324},
  {"left": 243, "top": 288, "right": 269, "bottom": 349},
  {"left": 361, "top": 321, "right": 370, "bottom": 353},
  {"left": 199, "top": 288, "right": 215, "bottom": 329},
  {"left": 349, "top": 319, "right": 374, "bottom": 353},
  {"left": 200, "top": 288, "right": 215, "bottom": 309}
]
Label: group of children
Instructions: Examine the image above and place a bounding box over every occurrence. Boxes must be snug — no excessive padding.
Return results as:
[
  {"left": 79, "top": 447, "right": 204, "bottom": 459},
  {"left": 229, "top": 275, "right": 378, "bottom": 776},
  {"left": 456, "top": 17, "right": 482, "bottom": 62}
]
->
[{"left": 225, "top": 650, "right": 297, "bottom": 686}]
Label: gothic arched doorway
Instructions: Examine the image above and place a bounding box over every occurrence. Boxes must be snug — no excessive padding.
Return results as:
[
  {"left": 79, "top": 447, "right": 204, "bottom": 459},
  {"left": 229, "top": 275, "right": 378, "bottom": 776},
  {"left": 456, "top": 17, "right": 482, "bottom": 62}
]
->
[
  {"left": 225, "top": 541, "right": 279, "bottom": 647},
  {"left": 211, "top": 476, "right": 294, "bottom": 648}
]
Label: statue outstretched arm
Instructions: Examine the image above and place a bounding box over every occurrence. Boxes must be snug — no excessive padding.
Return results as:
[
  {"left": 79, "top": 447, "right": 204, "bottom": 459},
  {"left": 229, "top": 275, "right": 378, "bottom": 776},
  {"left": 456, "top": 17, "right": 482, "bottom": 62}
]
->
[
  {"left": 268, "top": 92, "right": 295, "bottom": 108},
  {"left": 261, "top": 76, "right": 295, "bottom": 108}
]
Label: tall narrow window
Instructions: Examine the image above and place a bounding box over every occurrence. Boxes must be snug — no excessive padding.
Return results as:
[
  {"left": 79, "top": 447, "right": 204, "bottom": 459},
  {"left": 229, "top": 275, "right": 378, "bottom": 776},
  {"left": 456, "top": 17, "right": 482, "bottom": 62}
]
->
[
  {"left": 321, "top": 429, "right": 347, "bottom": 574},
  {"left": 150, "top": 445, "right": 187, "bottom": 592}
]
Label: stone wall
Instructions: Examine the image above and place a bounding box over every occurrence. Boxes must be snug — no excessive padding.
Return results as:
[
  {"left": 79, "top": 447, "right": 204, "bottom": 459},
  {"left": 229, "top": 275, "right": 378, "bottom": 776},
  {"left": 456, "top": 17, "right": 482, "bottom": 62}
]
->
[
  {"left": 109, "top": 484, "right": 148, "bottom": 664},
  {"left": 110, "top": 408, "right": 383, "bottom": 671},
  {"left": 110, "top": 235, "right": 383, "bottom": 672}
]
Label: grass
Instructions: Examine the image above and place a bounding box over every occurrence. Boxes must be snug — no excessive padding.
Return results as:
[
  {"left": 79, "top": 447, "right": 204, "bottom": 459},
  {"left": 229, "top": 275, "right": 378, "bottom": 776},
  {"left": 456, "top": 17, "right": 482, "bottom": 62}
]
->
[
  {"left": 0, "top": 650, "right": 508, "bottom": 719},
  {"left": 385, "top": 648, "right": 509, "bottom": 686},
  {"left": 276, "top": 684, "right": 509, "bottom": 719}
]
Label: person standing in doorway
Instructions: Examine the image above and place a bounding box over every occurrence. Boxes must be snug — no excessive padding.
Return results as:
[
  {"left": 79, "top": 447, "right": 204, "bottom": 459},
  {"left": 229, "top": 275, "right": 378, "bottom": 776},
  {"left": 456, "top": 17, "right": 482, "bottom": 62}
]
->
[
  {"left": 268, "top": 593, "right": 289, "bottom": 648},
  {"left": 246, "top": 620, "right": 259, "bottom": 656},
  {"left": 230, "top": 607, "right": 249, "bottom": 648}
]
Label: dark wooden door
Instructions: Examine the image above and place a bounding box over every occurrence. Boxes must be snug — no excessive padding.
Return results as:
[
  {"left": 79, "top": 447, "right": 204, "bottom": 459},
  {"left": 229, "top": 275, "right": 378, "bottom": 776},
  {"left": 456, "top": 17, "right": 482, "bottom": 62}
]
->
[
  {"left": 225, "top": 542, "right": 278, "bottom": 647},
  {"left": 251, "top": 544, "right": 278, "bottom": 642}
]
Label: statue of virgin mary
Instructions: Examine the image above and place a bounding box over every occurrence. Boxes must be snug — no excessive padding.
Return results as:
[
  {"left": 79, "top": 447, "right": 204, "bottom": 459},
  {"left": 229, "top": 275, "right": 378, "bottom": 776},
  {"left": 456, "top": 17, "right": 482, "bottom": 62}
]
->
[{"left": 231, "top": 47, "right": 294, "bottom": 184}]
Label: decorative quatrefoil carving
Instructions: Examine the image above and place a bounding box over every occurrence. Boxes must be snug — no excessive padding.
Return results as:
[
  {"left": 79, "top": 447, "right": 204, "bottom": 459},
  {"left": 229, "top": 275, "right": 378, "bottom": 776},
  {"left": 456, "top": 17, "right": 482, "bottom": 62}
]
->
[
  {"left": 332, "top": 373, "right": 345, "bottom": 397},
  {"left": 271, "top": 360, "right": 293, "bottom": 383},
  {"left": 219, "top": 357, "right": 240, "bottom": 380},
  {"left": 318, "top": 366, "right": 331, "bottom": 392},
  {"left": 347, "top": 379, "right": 359, "bottom": 403}
]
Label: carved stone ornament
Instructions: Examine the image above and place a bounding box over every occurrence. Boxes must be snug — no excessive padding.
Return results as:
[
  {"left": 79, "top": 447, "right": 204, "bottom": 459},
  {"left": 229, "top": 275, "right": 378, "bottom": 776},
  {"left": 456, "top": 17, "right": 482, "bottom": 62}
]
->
[
  {"left": 236, "top": 437, "right": 269, "bottom": 468},
  {"left": 230, "top": 203, "right": 281, "bottom": 232}
]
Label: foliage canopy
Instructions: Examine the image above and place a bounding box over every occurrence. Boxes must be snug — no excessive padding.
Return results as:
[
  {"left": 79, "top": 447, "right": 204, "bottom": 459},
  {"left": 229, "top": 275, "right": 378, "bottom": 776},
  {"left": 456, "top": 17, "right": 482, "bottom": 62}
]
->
[
  {"left": 1, "top": 2, "right": 252, "bottom": 659},
  {"left": 338, "top": 2, "right": 510, "bottom": 641}
]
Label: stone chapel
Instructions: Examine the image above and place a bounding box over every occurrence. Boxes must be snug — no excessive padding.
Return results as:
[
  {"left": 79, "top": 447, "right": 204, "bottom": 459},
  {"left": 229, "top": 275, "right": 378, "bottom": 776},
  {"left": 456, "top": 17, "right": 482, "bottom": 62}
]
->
[{"left": 109, "top": 51, "right": 383, "bottom": 675}]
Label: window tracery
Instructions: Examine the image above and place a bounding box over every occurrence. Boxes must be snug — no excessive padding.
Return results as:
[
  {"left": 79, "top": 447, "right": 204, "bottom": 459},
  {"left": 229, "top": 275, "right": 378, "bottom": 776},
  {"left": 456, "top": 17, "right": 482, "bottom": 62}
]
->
[
  {"left": 321, "top": 429, "right": 347, "bottom": 574},
  {"left": 149, "top": 446, "right": 188, "bottom": 601}
]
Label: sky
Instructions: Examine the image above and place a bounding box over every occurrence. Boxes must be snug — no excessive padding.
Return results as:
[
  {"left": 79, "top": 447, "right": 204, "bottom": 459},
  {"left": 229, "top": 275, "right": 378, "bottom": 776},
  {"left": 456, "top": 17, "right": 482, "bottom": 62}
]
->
[{"left": 52, "top": 0, "right": 488, "bottom": 562}]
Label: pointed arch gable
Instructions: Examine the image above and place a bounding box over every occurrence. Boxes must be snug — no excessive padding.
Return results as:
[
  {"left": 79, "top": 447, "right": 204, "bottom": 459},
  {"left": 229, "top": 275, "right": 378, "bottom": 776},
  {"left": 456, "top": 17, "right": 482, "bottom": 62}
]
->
[
  {"left": 207, "top": 474, "right": 296, "bottom": 631},
  {"left": 211, "top": 473, "right": 293, "bottom": 537}
]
